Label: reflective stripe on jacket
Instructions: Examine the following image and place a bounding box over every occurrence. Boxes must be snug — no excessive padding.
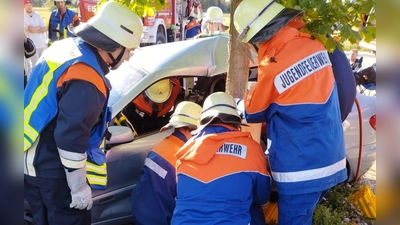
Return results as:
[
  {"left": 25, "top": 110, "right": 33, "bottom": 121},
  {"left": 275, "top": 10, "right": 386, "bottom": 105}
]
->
[
  {"left": 244, "top": 25, "right": 347, "bottom": 195},
  {"left": 172, "top": 124, "right": 270, "bottom": 225},
  {"left": 132, "top": 130, "right": 189, "bottom": 225},
  {"left": 24, "top": 37, "right": 111, "bottom": 189},
  {"left": 48, "top": 9, "right": 78, "bottom": 42}
]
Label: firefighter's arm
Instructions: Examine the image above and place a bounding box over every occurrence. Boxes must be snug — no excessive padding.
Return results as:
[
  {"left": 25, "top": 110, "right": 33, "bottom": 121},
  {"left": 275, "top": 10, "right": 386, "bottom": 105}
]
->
[
  {"left": 236, "top": 80, "right": 270, "bottom": 124},
  {"left": 24, "top": 36, "right": 35, "bottom": 59},
  {"left": 48, "top": 17, "right": 52, "bottom": 40},
  {"left": 72, "top": 13, "right": 81, "bottom": 27},
  {"left": 328, "top": 47, "right": 356, "bottom": 122},
  {"left": 54, "top": 64, "right": 107, "bottom": 210},
  {"left": 54, "top": 64, "right": 107, "bottom": 170}
]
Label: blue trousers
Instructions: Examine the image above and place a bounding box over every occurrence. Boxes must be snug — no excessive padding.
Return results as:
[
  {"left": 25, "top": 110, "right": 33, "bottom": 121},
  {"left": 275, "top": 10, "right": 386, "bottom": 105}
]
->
[
  {"left": 250, "top": 203, "right": 266, "bottom": 225},
  {"left": 24, "top": 175, "right": 91, "bottom": 225},
  {"left": 278, "top": 190, "right": 328, "bottom": 225}
]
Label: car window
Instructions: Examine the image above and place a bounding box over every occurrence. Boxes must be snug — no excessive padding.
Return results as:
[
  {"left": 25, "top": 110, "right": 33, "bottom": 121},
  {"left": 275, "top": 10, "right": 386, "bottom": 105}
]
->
[{"left": 107, "top": 61, "right": 148, "bottom": 107}]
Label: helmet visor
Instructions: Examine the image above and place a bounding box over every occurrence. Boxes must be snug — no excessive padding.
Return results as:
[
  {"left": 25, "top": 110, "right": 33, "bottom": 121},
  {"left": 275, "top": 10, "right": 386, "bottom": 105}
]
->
[{"left": 236, "top": 0, "right": 277, "bottom": 43}]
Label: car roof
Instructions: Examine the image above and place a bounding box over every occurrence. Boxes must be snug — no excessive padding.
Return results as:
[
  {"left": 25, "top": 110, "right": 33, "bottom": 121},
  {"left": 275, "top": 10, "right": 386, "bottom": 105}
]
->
[{"left": 107, "top": 35, "right": 257, "bottom": 118}]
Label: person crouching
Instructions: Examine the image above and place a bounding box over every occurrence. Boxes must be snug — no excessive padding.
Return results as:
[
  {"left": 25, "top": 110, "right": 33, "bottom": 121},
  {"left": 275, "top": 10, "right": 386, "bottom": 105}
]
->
[
  {"left": 171, "top": 92, "right": 271, "bottom": 225},
  {"left": 131, "top": 101, "right": 202, "bottom": 225}
]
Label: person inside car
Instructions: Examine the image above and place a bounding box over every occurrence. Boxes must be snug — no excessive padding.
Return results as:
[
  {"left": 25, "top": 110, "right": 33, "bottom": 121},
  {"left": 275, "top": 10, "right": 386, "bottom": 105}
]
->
[
  {"left": 24, "top": 2, "right": 143, "bottom": 224},
  {"left": 131, "top": 101, "right": 202, "bottom": 225},
  {"left": 171, "top": 92, "right": 271, "bottom": 225},
  {"left": 233, "top": 1, "right": 347, "bottom": 224},
  {"left": 121, "top": 78, "right": 182, "bottom": 135}
]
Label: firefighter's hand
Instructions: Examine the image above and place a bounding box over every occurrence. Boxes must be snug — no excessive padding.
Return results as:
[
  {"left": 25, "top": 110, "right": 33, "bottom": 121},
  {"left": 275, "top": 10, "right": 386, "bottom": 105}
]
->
[{"left": 64, "top": 167, "right": 93, "bottom": 210}]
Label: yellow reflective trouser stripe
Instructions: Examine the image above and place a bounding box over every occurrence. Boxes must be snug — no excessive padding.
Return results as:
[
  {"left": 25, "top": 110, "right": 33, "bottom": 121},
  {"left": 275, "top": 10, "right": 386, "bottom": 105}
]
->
[
  {"left": 86, "top": 174, "right": 107, "bottom": 186},
  {"left": 86, "top": 161, "right": 107, "bottom": 186},
  {"left": 86, "top": 161, "right": 107, "bottom": 175},
  {"left": 87, "top": 163, "right": 107, "bottom": 174},
  {"left": 24, "top": 61, "right": 57, "bottom": 151}
]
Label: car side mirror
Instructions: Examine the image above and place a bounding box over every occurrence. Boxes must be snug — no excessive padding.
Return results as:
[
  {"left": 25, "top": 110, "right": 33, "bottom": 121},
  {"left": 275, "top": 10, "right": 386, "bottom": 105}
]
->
[{"left": 106, "top": 126, "right": 134, "bottom": 145}]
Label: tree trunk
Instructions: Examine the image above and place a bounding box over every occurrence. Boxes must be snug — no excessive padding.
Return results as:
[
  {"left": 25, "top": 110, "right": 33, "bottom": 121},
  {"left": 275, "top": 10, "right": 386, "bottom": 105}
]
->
[{"left": 226, "top": 0, "right": 249, "bottom": 98}]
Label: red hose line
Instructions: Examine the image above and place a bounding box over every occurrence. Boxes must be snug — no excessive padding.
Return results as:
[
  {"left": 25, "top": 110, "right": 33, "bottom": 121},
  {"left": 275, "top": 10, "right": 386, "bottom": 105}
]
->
[{"left": 354, "top": 97, "right": 363, "bottom": 183}]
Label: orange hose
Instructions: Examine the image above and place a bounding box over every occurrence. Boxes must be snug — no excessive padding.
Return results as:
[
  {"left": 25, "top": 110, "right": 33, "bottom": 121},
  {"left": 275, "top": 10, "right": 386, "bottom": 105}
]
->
[{"left": 354, "top": 97, "right": 363, "bottom": 183}]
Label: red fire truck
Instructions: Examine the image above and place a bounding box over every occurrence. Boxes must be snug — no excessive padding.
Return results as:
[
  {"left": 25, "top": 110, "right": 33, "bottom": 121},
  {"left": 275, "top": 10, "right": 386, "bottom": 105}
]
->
[{"left": 77, "top": 0, "right": 202, "bottom": 45}]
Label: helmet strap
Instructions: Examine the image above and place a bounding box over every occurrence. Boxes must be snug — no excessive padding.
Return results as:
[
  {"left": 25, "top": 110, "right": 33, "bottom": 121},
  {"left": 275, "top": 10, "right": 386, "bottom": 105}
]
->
[{"left": 107, "top": 47, "right": 126, "bottom": 68}]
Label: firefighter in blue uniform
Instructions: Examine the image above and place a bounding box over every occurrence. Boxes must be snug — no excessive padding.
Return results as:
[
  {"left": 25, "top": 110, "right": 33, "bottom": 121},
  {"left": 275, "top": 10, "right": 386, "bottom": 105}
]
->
[
  {"left": 233, "top": 1, "right": 348, "bottom": 224},
  {"left": 131, "top": 101, "right": 202, "bottom": 225},
  {"left": 24, "top": 2, "right": 143, "bottom": 224},
  {"left": 48, "top": 0, "right": 80, "bottom": 43}
]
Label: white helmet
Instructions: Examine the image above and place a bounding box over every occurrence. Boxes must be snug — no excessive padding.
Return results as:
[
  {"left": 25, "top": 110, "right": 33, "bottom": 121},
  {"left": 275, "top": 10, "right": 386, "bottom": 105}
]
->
[
  {"left": 205, "top": 6, "right": 223, "bottom": 23},
  {"left": 160, "top": 101, "right": 202, "bottom": 131},
  {"left": 191, "top": 92, "right": 247, "bottom": 134},
  {"left": 75, "top": 1, "right": 143, "bottom": 51},
  {"left": 233, "top": 0, "right": 303, "bottom": 44},
  {"left": 89, "top": 1, "right": 143, "bottom": 49}
]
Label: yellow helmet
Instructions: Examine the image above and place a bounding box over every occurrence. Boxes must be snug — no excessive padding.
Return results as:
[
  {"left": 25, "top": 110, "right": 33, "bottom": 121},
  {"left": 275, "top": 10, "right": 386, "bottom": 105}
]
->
[
  {"left": 205, "top": 6, "right": 223, "bottom": 23},
  {"left": 160, "top": 101, "right": 202, "bottom": 131},
  {"left": 87, "top": 1, "right": 143, "bottom": 49},
  {"left": 233, "top": 0, "right": 303, "bottom": 44},
  {"left": 145, "top": 79, "right": 173, "bottom": 104}
]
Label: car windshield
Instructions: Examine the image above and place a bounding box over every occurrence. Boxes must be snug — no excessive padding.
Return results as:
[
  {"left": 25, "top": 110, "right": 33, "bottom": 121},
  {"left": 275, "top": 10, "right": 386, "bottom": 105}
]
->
[{"left": 107, "top": 61, "right": 148, "bottom": 107}]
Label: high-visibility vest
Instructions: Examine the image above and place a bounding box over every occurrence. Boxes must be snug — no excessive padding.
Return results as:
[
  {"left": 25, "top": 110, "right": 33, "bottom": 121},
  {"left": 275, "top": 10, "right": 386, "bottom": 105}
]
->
[{"left": 24, "top": 38, "right": 111, "bottom": 189}]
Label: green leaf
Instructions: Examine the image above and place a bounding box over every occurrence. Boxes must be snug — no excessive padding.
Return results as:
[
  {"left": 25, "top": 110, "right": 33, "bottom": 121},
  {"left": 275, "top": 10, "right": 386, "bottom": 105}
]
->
[
  {"left": 136, "top": 0, "right": 148, "bottom": 6},
  {"left": 360, "top": 0, "right": 374, "bottom": 14},
  {"left": 312, "top": 33, "right": 328, "bottom": 45},
  {"left": 145, "top": 6, "right": 155, "bottom": 17},
  {"left": 325, "top": 37, "right": 336, "bottom": 53}
]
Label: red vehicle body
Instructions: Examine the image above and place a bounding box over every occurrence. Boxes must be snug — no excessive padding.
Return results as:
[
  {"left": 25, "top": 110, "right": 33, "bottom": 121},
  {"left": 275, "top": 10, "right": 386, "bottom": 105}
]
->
[{"left": 77, "top": 0, "right": 202, "bottom": 45}]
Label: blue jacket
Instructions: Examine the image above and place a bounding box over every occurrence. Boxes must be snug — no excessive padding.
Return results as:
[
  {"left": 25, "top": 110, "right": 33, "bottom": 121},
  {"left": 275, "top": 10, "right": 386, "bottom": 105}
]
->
[
  {"left": 243, "top": 26, "right": 347, "bottom": 195},
  {"left": 48, "top": 9, "right": 78, "bottom": 42},
  {"left": 172, "top": 124, "right": 270, "bottom": 225},
  {"left": 24, "top": 38, "right": 111, "bottom": 189},
  {"left": 131, "top": 130, "right": 189, "bottom": 225}
]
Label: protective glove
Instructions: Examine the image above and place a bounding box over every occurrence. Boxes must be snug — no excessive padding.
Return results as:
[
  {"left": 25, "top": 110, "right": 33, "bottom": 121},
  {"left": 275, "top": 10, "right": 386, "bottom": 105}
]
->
[{"left": 64, "top": 167, "right": 93, "bottom": 210}]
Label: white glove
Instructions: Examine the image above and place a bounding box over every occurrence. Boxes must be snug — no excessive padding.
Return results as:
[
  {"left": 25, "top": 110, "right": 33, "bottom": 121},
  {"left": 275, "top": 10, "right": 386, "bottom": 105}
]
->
[{"left": 65, "top": 167, "right": 93, "bottom": 210}]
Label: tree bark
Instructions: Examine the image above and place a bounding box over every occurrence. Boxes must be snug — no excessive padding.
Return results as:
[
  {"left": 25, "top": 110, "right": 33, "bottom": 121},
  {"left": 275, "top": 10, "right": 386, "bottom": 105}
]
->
[{"left": 226, "top": 0, "right": 249, "bottom": 98}]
